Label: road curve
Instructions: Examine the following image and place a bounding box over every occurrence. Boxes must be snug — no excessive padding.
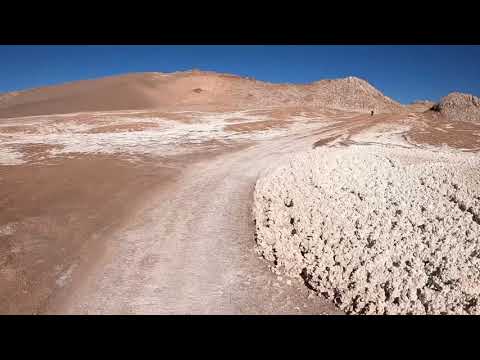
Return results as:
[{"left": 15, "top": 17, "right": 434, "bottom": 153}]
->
[{"left": 46, "top": 122, "right": 353, "bottom": 314}]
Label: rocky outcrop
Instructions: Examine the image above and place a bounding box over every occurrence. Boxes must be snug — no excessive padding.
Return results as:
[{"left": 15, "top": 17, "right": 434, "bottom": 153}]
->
[
  {"left": 432, "top": 92, "right": 480, "bottom": 122},
  {"left": 253, "top": 145, "right": 480, "bottom": 314},
  {"left": 304, "top": 76, "right": 403, "bottom": 113}
]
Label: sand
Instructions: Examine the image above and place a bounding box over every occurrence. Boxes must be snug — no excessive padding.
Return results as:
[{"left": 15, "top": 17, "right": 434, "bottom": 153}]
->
[{"left": 0, "top": 155, "right": 179, "bottom": 314}]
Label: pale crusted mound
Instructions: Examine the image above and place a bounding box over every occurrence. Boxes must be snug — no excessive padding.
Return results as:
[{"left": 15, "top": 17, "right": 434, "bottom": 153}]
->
[
  {"left": 433, "top": 92, "right": 480, "bottom": 123},
  {"left": 253, "top": 145, "right": 480, "bottom": 314}
]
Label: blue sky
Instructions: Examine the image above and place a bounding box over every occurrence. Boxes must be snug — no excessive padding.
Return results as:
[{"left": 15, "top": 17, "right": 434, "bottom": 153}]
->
[{"left": 1, "top": 45, "right": 479, "bottom": 104}]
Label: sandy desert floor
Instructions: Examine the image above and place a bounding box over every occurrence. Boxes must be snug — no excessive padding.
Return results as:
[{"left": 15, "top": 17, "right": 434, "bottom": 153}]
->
[{"left": 1, "top": 107, "right": 479, "bottom": 314}]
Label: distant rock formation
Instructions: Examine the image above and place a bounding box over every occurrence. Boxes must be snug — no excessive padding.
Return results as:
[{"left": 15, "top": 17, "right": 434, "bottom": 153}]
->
[
  {"left": 431, "top": 92, "right": 480, "bottom": 122},
  {"left": 306, "top": 76, "right": 403, "bottom": 113}
]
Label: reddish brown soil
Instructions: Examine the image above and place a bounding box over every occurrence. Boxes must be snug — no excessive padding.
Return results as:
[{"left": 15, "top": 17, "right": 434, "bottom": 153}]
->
[
  {"left": 0, "top": 71, "right": 402, "bottom": 119},
  {"left": 0, "top": 155, "right": 179, "bottom": 314},
  {"left": 313, "top": 135, "right": 343, "bottom": 148},
  {"left": 407, "top": 111, "right": 480, "bottom": 150},
  {"left": 224, "top": 120, "right": 292, "bottom": 133},
  {"left": 86, "top": 122, "right": 160, "bottom": 133},
  {"left": 0, "top": 125, "right": 39, "bottom": 134},
  {"left": 13, "top": 143, "right": 64, "bottom": 163}
]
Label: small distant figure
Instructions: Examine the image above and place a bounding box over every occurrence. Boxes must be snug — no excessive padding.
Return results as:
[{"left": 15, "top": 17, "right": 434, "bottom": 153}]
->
[{"left": 370, "top": 110, "right": 374, "bottom": 116}]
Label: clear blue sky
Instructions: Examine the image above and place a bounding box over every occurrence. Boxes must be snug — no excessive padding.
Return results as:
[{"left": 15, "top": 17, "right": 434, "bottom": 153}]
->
[{"left": 1, "top": 45, "right": 479, "bottom": 104}]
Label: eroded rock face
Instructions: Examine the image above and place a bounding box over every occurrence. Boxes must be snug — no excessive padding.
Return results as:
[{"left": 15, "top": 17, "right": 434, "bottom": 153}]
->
[
  {"left": 253, "top": 145, "right": 480, "bottom": 314},
  {"left": 308, "top": 76, "right": 403, "bottom": 113},
  {"left": 433, "top": 92, "right": 480, "bottom": 123}
]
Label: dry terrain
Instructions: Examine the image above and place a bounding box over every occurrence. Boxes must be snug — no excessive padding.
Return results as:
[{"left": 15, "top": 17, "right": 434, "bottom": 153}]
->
[{"left": 0, "top": 71, "right": 479, "bottom": 314}]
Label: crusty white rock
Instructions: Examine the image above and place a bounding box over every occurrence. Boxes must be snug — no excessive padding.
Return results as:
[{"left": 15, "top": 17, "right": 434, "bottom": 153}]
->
[{"left": 253, "top": 145, "right": 480, "bottom": 314}]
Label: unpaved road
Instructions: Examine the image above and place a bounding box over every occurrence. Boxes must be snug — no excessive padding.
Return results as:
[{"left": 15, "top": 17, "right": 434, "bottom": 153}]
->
[
  {"left": 46, "top": 124, "right": 347, "bottom": 314},
  {"left": 3, "top": 111, "right": 444, "bottom": 314}
]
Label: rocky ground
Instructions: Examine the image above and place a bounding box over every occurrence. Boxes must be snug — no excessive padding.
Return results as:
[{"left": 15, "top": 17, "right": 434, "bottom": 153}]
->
[
  {"left": 253, "top": 143, "right": 480, "bottom": 314},
  {"left": 431, "top": 92, "right": 480, "bottom": 123},
  {"left": 252, "top": 97, "right": 480, "bottom": 315}
]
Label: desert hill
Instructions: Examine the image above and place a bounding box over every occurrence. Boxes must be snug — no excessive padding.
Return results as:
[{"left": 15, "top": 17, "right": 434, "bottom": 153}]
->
[
  {"left": 430, "top": 92, "right": 480, "bottom": 122},
  {"left": 0, "top": 70, "right": 403, "bottom": 118}
]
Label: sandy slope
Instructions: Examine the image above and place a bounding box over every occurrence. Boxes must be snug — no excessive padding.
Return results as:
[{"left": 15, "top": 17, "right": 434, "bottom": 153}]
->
[{"left": 0, "top": 71, "right": 403, "bottom": 118}]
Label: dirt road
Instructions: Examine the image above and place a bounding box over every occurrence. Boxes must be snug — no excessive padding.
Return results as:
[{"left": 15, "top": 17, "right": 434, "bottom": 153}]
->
[
  {"left": 45, "top": 123, "right": 347, "bottom": 314},
  {"left": 3, "top": 110, "right": 433, "bottom": 314}
]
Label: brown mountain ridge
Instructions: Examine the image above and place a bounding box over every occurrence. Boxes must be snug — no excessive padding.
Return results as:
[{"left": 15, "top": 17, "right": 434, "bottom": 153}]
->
[{"left": 0, "top": 70, "right": 404, "bottom": 118}]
